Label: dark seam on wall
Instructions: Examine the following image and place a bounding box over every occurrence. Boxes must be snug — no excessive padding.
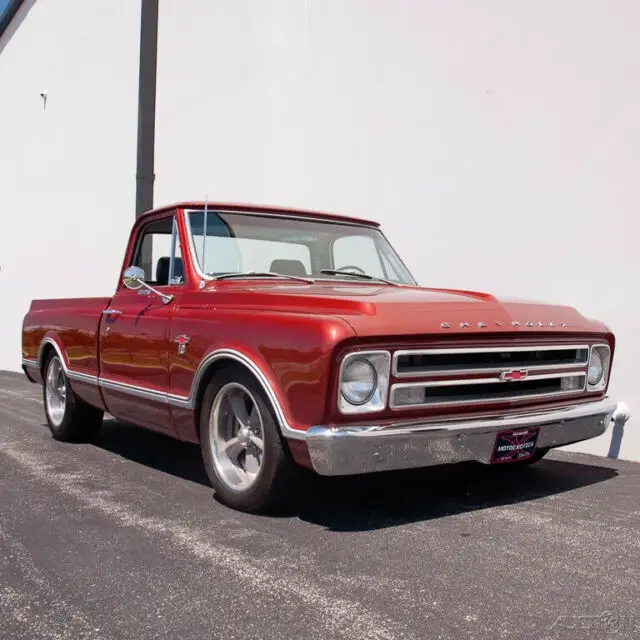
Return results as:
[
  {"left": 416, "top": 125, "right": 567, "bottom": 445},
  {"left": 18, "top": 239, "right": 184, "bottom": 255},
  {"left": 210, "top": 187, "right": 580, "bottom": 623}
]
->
[{"left": 135, "top": 0, "right": 159, "bottom": 218}]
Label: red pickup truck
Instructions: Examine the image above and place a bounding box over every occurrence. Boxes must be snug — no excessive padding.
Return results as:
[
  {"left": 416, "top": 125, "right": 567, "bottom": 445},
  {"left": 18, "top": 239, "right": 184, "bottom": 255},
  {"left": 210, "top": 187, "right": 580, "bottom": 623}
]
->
[{"left": 22, "top": 202, "right": 620, "bottom": 512}]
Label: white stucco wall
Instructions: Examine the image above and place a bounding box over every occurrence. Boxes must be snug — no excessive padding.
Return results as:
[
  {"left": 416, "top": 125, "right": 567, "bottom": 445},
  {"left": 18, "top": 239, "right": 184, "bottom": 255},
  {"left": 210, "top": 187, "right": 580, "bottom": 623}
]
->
[
  {"left": 155, "top": 0, "right": 638, "bottom": 460},
  {"left": 0, "top": 0, "right": 139, "bottom": 367},
  {"left": 1, "top": 1, "right": 637, "bottom": 460}
]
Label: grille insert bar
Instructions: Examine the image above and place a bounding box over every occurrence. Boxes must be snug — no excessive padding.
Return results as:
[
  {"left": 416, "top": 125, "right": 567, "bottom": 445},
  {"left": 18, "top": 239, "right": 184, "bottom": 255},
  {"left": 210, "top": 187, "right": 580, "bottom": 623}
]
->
[
  {"left": 391, "top": 373, "right": 586, "bottom": 408},
  {"left": 393, "top": 345, "right": 589, "bottom": 377}
]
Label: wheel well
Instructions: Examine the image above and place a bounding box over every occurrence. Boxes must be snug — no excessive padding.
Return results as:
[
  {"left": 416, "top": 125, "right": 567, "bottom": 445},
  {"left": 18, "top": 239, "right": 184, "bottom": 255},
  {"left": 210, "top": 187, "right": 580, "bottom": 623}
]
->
[
  {"left": 194, "top": 357, "right": 264, "bottom": 439},
  {"left": 39, "top": 343, "right": 56, "bottom": 377},
  {"left": 193, "top": 356, "right": 298, "bottom": 465}
]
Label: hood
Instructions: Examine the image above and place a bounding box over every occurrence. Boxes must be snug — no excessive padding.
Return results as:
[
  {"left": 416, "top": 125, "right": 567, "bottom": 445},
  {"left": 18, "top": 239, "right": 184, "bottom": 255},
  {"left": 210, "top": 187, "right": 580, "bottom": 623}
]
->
[{"left": 196, "top": 282, "right": 609, "bottom": 337}]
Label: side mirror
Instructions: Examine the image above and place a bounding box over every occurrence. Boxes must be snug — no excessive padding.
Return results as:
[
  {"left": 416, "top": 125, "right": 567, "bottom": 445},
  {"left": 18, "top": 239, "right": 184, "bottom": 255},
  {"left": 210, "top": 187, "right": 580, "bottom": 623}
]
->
[
  {"left": 122, "top": 266, "right": 173, "bottom": 304},
  {"left": 123, "top": 266, "right": 146, "bottom": 290}
]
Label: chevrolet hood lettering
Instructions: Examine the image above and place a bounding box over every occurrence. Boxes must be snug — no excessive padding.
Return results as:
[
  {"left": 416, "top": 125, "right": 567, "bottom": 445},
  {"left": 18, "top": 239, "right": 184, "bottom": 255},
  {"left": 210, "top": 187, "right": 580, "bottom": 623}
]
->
[{"left": 442, "top": 320, "right": 568, "bottom": 329}]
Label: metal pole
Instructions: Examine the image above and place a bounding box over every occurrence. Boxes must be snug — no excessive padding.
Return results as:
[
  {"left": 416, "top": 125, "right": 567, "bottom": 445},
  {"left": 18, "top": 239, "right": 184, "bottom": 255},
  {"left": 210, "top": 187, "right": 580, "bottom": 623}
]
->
[{"left": 135, "top": 0, "right": 159, "bottom": 218}]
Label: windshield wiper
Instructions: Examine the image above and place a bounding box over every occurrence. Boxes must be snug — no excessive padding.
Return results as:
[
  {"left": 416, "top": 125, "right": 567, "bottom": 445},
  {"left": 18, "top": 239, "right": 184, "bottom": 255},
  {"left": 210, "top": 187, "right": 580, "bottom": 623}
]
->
[
  {"left": 319, "top": 269, "right": 400, "bottom": 286},
  {"left": 210, "top": 271, "right": 314, "bottom": 284}
]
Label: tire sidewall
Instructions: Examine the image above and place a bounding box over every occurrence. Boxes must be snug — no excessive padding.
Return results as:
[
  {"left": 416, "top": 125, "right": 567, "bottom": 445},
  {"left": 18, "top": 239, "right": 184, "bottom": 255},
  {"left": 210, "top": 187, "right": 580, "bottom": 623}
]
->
[
  {"left": 43, "top": 354, "right": 76, "bottom": 439},
  {"left": 199, "top": 366, "right": 291, "bottom": 512}
]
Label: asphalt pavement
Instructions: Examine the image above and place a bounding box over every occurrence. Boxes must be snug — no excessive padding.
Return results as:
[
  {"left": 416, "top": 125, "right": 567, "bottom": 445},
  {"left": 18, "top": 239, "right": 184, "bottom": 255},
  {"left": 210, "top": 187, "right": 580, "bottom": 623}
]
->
[{"left": 0, "top": 370, "right": 638, "bottom": 640}]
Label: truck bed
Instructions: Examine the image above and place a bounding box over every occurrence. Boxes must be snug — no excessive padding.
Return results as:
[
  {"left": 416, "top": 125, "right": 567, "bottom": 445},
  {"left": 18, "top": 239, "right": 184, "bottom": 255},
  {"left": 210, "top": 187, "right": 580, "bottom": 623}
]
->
[{"left": 22, "top": 297, "right": 111, "bottom": 377}]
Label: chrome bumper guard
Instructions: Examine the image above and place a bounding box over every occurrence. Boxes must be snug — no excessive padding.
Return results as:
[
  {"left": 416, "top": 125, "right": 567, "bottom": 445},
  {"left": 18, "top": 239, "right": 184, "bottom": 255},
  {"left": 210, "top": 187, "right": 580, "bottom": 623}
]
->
[{"left": 305, "top": 398, "right": 620, "bottom": 476}]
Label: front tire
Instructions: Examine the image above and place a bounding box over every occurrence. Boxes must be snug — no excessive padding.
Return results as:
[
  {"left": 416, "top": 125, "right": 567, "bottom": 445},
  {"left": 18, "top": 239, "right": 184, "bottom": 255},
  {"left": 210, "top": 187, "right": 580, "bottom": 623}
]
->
[
  {"left": 43, "top": 353, "right": 103, "bottom": 442},
  {"left": 199, "top": 365, "right": 298, "bottom": 513}
]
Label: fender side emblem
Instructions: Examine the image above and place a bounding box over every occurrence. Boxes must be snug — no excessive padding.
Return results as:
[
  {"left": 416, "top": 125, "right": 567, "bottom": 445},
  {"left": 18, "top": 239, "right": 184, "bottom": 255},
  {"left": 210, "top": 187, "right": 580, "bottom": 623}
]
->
[{"left": 174, "top": 335, "right": 190, "bottom": 356}]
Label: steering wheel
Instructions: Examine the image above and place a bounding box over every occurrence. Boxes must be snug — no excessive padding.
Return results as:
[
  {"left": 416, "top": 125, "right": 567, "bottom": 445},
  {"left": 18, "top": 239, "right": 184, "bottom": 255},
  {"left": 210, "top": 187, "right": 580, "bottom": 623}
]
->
[{"left": 336, "top": 265, "right": 366, "bottom": 275}]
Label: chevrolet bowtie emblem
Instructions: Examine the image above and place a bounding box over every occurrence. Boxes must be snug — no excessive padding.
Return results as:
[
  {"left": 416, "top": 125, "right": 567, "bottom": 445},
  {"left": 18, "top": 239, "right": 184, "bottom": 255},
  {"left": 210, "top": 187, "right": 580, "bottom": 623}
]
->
[{"left": 500, "top": 369, "right": 528, "bottom": 382}]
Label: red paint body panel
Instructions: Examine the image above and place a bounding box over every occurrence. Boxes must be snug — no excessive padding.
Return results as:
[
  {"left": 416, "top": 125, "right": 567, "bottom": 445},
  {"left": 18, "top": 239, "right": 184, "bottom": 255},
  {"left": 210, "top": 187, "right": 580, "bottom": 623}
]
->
[
  {"left": 22, "top": 297, "right": 110, "bottom": 373},
  {"left": 21, "top": 203, "right": 616, "bottom": 467},
  {"left": 169, "top": 298, "right": 354, "bottom": 440},
  {"left": 98, "top": 287, "right": 184, "bottom": 434},
  {"left": 22, "top": 297, "right": 111, "bottom": 410},
  {"left": 190, "top": 283, "right": 610, "bottom": 338}
]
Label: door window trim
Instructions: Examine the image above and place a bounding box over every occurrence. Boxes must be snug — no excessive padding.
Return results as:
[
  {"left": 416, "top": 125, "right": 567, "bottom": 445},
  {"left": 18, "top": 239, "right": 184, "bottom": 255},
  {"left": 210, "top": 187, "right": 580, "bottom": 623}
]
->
[{"left": 128, "top": 213, "right": 187, "bottom": 289}]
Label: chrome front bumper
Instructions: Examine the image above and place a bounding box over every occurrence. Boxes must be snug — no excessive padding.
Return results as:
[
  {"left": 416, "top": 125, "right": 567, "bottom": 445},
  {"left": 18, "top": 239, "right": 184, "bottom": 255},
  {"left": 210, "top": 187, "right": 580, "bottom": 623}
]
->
[{"left": 305, "top": 398, "right": 620, "bottom": 476}]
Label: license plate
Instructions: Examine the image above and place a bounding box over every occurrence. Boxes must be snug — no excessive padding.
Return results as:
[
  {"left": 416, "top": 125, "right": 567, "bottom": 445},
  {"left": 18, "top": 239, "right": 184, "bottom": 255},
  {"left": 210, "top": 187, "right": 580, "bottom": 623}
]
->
[{"left": 491, "top": 426, "right": 540, "bottom": 463}]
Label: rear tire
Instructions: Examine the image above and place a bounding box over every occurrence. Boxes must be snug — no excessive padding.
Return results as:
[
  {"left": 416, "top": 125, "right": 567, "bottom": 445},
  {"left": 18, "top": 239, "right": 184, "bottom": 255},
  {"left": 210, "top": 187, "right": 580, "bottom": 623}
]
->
[
  {"left": 43, "top": 353, "right": 103, "bottom": 442},
  {"left": 199, "top": 365, "right": 299, "bottom": 513}
]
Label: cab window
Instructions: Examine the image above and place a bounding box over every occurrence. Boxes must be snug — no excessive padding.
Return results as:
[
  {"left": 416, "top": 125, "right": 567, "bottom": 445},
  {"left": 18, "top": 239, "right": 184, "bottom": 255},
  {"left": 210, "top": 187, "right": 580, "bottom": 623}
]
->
[{"left": 131, "top": 216, "right": 184, "bottom": 286}]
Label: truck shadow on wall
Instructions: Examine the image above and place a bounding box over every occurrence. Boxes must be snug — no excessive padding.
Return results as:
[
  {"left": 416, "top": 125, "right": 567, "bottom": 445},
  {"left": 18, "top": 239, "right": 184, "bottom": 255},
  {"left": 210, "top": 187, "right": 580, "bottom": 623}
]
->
[{"left": 94, "top": 418, "right": 618, "bottom": 533}]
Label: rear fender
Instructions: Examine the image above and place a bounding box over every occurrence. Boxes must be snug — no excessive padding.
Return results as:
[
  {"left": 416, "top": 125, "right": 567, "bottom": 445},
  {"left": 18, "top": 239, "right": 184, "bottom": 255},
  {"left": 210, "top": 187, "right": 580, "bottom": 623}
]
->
[{"left": 35, "top": 334, "right": 106, "bottom": 411}]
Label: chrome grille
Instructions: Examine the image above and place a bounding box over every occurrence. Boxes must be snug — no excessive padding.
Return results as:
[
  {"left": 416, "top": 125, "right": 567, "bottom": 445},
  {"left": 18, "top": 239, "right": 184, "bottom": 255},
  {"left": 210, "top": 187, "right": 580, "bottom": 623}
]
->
[
  {"left": 393, "top": 345, "right": 589, "bottom": 377},
  {"left": 391, "top": 345, "right": 590, "bottom": 410}
]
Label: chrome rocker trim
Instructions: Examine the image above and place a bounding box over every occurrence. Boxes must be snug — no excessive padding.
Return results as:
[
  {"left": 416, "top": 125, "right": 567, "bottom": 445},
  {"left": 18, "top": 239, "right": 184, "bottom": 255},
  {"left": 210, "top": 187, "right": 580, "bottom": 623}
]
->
[
  {"left": 305, "top": 398, "right": 619, "bottom": 476},
  {"left": 26, "top": 342, "right": 306, "bottom": 440}
]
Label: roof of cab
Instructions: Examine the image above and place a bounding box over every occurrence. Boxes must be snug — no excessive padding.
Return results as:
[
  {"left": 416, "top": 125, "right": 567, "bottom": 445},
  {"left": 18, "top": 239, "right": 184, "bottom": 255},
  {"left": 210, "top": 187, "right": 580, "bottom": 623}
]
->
[{"left": 139, "top": 201, "right": 381, "bottom": 228}]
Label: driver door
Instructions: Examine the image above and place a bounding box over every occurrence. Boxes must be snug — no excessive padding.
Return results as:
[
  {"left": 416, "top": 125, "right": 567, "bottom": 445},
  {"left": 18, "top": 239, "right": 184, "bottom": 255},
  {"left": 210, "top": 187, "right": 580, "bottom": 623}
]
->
[{"left": 99, "top": 212, "right": 186, "bottom": 434}]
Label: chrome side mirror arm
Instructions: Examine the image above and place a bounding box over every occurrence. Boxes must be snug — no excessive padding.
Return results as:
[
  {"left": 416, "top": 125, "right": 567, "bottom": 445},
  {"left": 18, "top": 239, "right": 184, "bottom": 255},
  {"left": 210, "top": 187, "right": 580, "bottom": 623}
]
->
[
  {"left": 122, "top": 266, "right": 174, "bottom": 304},
  {"left": 145, "top": 285, "right": 174, "bottom": 305}
]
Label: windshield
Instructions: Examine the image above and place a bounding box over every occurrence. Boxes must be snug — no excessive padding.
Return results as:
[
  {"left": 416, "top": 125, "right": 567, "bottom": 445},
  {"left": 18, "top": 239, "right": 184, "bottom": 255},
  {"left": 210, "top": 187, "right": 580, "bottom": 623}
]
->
[{"left": 185, "top": 209, "right": 416, "bottom": 285}]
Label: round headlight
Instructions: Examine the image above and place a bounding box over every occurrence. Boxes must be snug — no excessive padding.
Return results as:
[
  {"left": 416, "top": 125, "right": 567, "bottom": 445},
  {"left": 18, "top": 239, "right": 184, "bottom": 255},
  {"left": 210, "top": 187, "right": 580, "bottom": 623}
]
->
[
  {"left": 341, "top": 358, "right": 377, "bottom": 405},
  {"left": 588, "top": 350, "right": 604, "bottom": 386}
]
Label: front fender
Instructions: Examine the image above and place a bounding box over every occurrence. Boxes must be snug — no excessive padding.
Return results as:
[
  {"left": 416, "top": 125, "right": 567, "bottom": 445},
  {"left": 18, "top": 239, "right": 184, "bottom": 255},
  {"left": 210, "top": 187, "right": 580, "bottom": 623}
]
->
[{"left": 169, "top": 308, "right": 356, "bottom": 440}]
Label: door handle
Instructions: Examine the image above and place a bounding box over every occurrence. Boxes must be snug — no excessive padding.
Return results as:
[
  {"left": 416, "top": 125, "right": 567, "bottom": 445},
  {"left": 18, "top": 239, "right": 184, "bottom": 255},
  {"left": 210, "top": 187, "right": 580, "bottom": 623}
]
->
[{"left": 103, "top": 309, "right": 122, "bottom": 316}]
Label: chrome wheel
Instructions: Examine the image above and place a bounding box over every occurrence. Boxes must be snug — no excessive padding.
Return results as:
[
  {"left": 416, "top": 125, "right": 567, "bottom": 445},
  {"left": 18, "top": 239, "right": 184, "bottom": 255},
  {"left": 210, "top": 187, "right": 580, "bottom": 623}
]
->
[
  {"left": 209, "top": 382, "right": 265, "bottom": 491},
  {"left": 45, "top": 357, "right": 67, "bottom": 427}
]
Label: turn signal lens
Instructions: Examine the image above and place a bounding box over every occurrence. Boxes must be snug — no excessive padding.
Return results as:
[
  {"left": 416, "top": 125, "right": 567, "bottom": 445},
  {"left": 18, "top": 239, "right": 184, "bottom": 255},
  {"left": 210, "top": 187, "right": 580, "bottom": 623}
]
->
[
  {"left": 561, "top": 376, "right": 585, "bottom": 392},
  {"left": 393, "top": 386, "right": 425, "bottom": 406}
]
